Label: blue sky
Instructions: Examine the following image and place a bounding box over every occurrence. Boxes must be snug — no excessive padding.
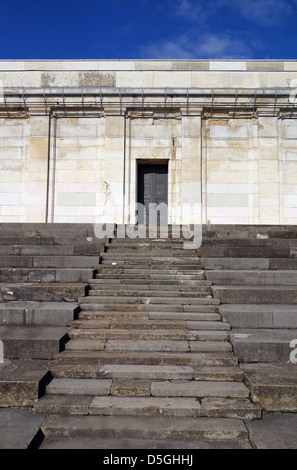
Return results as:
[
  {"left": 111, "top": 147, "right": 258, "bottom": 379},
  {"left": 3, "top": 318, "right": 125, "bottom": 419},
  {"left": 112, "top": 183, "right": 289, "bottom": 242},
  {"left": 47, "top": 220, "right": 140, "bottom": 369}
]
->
[{"left": 0, "top": 0, "right": 297, "bottom": 60}]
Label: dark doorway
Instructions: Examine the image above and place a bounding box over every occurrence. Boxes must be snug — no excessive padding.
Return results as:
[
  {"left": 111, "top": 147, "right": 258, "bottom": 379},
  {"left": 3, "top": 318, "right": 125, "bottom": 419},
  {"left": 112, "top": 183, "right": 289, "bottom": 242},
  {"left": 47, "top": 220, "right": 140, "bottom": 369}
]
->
[{"left": 137, "top": 162, "right": 168, "bottom": 224}]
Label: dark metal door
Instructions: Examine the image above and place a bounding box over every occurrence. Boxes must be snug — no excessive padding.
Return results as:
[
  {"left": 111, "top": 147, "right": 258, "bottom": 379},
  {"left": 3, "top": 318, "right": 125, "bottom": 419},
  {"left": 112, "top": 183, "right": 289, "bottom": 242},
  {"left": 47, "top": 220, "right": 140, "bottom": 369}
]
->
[{"left": 137, "top": 164, "right": 168, "bottom": 224}]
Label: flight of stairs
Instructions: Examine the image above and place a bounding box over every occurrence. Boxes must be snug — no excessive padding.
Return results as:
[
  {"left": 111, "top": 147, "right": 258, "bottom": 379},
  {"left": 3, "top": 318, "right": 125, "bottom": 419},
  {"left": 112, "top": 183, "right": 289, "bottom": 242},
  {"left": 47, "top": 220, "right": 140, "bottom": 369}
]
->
[{"left": 34, "top": 230, "right": 260, "bottom": 448}]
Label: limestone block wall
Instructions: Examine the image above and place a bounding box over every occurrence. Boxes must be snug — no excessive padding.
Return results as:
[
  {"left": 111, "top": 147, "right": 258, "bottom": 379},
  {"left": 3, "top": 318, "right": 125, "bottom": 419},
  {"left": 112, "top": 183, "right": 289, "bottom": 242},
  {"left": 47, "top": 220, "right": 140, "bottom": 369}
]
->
[
  {"left": 0, "top": 60, "right": 297, "bottom": 225},
  {"left": 0, "top": 116, "right": 48, "bottom": 222}
]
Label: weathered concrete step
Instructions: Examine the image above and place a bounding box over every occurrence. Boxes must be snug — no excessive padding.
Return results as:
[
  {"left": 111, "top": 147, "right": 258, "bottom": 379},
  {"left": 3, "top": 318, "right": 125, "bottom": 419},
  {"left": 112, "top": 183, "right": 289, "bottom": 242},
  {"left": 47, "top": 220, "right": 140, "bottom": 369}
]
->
[
  {"left": 49, "top": 364, "right": 195, "bottom": 380},
  {"left": 202, "top": 257, "right": 297, "bottom": 271},
  {"left": 0, "top": 283, "right": 87, "bottom": 302},
  {"left": 0, "top": 326, "right": 69, "bottom": 359},
  {"left": 104, "top": 249, "right": 198, "bottom": 257},
  {"left": 90, "top": 279, "right": 210, "bottom": 286},
  {"left": 100, "top": 249, "right": 198, "bottom": 262},
  {"left": 151, "top": 380, "right": 249, "bottom": 398},
  {"left": 72, "top": 318, "right": 228, "bottom": 330},
  {"left": 99, "top": 364, "right": 195, "bottom": 380},
  {"left": 192, "top": 331, "right": 229, "bottom": 341},
  {"left": 187, "top": 321, "right": 230, "bottom": 331},
  {"left": 40, "top": 414, "right": 249, "bottom": 441},
  {"left": 0, "top": 255, "right": 99, "bottom": 268},
  {"left": 78, "top": 311, "right": 221, "bottom": 321},
  {"left": 207, "top": 270, "right": 297, "bottom": 286},
  {"left": 73, "top": 319, "right": 187, "bottom": 330},
  {"left": 220, "top": 304, "right": 297, "bottom": 329},
  {"left": 149, "top": 312, "right": 221, "bottom": 320},
  {"left": 104, "top": 340, "right": 231, "bottom": 353},
  {"left": 97, "top": 268, "right": 205, "bottom": 276},
  {"left": 0, "top": 245, "right": 74, "bottom": 255},
  {"left": 0, "top": 268, "right": 95, "bottom": 283},
  {"left": 79, "top": 296, "right": 219, "bottom": 306},
  {"left": 241, "top": 363, "right": 297, "bottom": 412},
  {"left": 213, "top": 286, "right": 297, "bottom": 304},
  {"left": 0, "top": 301, "right": 79, "bottom": 327},
  {"left": 0, "top": 408, "right": 46, "bottom": 449},
  {"left": 65, "top": 339, "right": 105, "bottom": 351},
  {"left": 194, "top": 366, "right": 244, "bottom": 382},
  {"left": 78, "top": 311, "right": 150, "bottom": 321},
  {"left": 100, "top": 260, "right": 202, "bottom": 268},
  {"left": 0, "top": 360, "right": 51, "bottom": 407},
  {"left": 38, "top": 435, "right": 252, "bottom": 449},
  {"left": 79, "top": 301, "right": 220, "bottom": 312},
  {"left": 88, "top": 289, "right": 210, "bottom": 297},
  {"left": 34, "top": 395, "right": 260, "bottom": 420},
  {"left": 69, "top": 328, "right": 198, "bottom": 341},
  {"left": 229, "top": 328, "right": 297, "bottom": 362},
  {"left": 52, "top": 350, "right": 239, "bottom": 366},
  {"left": 46, "top": 378, "right": 112, "bottom": 395},
  {"left": 96, "top": 273, "right": 206, "bottom": 280},
  {"left": 0, "top": 244, "right": 103, "bottom": 256},
  {"left": 49, "top": 363, "right": 243, "bottom": 382},
  {"left": 198, "top": 246, "right": 290, "bottom": 258}
]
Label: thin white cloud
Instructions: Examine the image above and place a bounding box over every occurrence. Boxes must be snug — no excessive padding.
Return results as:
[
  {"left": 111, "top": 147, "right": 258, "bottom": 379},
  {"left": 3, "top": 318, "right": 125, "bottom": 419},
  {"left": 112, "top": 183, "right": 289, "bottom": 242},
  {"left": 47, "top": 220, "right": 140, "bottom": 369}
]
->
[
  {"left": 172, "top": 0, "right": 295, "bottom": 26},
  {"left": 225, "top": 0, "right": 294, "bottom": 26},
  {"left": 139, "top": 33, "right": 254, "bottom": 59}
]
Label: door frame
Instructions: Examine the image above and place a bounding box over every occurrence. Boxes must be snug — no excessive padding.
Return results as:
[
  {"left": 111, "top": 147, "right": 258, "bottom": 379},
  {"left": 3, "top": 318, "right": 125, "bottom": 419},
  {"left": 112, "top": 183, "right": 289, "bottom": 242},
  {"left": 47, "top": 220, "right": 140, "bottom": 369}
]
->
[{"left": 136, "top": 159, "right": 169, "bottom": 225}]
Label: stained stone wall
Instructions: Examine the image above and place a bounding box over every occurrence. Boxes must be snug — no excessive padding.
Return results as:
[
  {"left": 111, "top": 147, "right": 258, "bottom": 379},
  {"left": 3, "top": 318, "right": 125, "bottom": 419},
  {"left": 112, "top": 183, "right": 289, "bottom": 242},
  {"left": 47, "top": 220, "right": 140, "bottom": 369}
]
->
[{"left": 0, "top": 60, "right": 297, "bottom": 224}]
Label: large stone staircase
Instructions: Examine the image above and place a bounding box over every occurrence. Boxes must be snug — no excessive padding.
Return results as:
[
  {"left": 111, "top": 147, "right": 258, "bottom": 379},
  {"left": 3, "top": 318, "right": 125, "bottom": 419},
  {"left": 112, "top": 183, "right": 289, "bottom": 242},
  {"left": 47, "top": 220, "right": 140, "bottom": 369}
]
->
[
  {"left": 32, "top": 227, "right": 259, "bottom": 448},
  {"left": 1, "top": 224, "right": 297, "bottom": 449}
]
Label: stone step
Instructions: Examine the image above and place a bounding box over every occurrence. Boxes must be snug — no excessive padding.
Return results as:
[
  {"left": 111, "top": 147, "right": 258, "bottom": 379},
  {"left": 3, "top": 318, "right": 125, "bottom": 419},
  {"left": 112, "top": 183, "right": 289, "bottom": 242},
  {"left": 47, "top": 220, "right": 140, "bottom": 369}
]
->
[
  {"left": 220, "top": 304, "right": 297, "bottom": 329},
  {"left": 72, "top": 319, "right": 229, "bottom": 330},
  {"left": 79, "top": 296, "right": 219, "bottom": 306},
  {"left": 104, "top": 340, "right": 232, "bottom": 353},
  {"left": 34, "top": 395, "right": 260, "bottom": 420},
  {"left": 78, "top": 311, "right": 221, "bottom": 321},
  {"left": 0, "top": 268, "right": 95, "bottom": 283},
  {"left": 202, "top": 257, "right": 297, "bottom": 271},
  {"left": 241, "top": 363, "right": 297, "bottom": 412},
  {"left": 212, "top": 286, "right": 297, "bottom": 304},
  {"left": 69, "top": 328, "right": 198, "bottom": 341},
  {"left": 100, "top": 252, "right": 198, "bottom": 259},
  {"left": 0, "top": 255, "right": 99, "bottom": 268},
  {"left": 100, "top": 260, "right": 202, "bottom": 268},
  {"left": 96, "top": 273, "right": 206, "bottom": 280},
  {"left": 46, "top": 378, "right": 112, "bottom": 396},
  {"left": 0, "top": 360, "right": 51, "bottom": 407},
  {"left": 72, "top": 319, "right": 187, "bottom": 330},
  {"left": 52, "top": 350, "right": 239, "bottom": 366},
  {"left": 0, "top": 245, "right": 74, "bottom": 256},
  {"left": 149, "top": 312, "right": 221, "bottom": 320},
  {"left": 0, "top": 283, "right": 87, "bottom": 302},
  {"left": 0, "top": 301, "right": 79, "bottom": 327},
  {"left": 65, "top": 338, "right": 231, "bottom": 354},
  {"left": 0, "top": 326, "right": 69, "bottom": 359},
  {"left": 90, "top": 279, "right": 210, "bottom": 286},
  {"left": 151, "top": 380, "right": 249, "bottom": 398},
  {"left": 49, "top": 363, "right": 195, "bottom": 380},
  {"left": 49, "top": 363, "right": 243, "bottom": 382},
  {"left": 79, "top": 302, "right": 220, "bottom": 312},
  {"left": 229, "top": 328, "right": 297, "bottom": 362},
  {"left": 40, "top": 415, "right": 249, "bottom": 441},
  {"left": 198, "top": 246, "right": 290, "bottom": 258},
  {"left": 88, "top": 289, "right": 211, "bottom": 297},
  {"left": 207, "top": 270, "right": 297, "bottom": 286},
  {"left": 0, "top": 244, "right": 104, "bottom": 256},
  {"left": 96, "top": 268, "right": 205, "bottom": 275}
]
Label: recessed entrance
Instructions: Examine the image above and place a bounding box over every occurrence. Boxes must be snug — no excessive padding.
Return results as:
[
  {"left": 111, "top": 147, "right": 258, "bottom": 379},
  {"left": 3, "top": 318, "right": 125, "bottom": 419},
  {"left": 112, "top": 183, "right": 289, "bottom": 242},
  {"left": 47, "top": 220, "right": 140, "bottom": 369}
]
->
[{"left": 137, "top": 162, "right": 168, "bottom": 224}]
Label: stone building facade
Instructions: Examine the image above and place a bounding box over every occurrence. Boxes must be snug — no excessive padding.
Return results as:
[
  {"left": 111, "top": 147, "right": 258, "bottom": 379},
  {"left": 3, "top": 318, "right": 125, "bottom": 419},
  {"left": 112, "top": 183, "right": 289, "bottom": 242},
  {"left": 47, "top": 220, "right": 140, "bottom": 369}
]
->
[{"left": 0, "top": 60, "right": 296, "bottom": 225}]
